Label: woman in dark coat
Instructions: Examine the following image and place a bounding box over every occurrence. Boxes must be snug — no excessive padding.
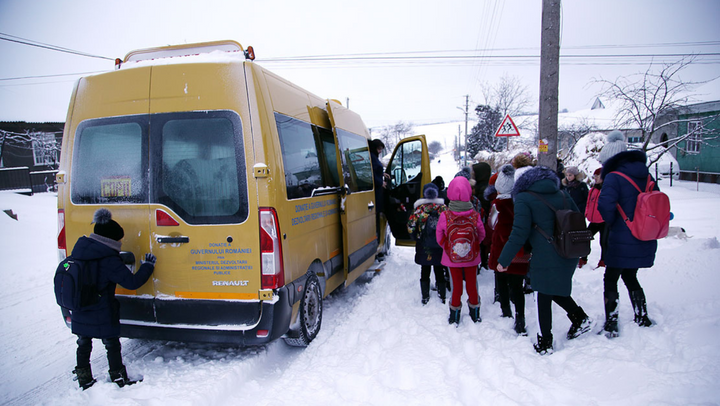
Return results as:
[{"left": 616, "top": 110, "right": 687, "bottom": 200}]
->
[
  {"left": 70, "top": 208, "right": 155, "bottom": 389},
  {"left": 497, "top": 166, "right": 593, "bottom": 354},
  {"left": 597, "top": 130, "right": 655, "bottom": 337},
  {"left": 407, "top": 183, "right": 447, "bottom": 304}
]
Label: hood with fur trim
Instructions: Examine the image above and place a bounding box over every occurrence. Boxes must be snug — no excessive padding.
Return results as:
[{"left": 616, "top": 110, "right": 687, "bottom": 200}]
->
[{"left": 511, "top": 165, "right": 561, "bottom": 198}]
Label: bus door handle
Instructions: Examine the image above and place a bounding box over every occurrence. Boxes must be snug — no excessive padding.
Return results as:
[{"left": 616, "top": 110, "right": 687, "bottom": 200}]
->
[
  {"left": 157, "top": 236, "right": 190, "bottom": 244},
  {"left": 368, "top": 201, "right": 375, "bottom": 211}
]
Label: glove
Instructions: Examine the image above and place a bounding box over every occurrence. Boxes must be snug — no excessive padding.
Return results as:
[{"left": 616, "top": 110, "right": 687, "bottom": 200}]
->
[{"left": 143, "top": 253, "right": 156, "bottom": 265}]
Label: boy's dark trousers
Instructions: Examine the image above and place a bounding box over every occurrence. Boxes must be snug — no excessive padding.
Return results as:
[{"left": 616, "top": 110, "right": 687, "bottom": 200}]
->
[{"left": 76, "top": 335, "right": 123, "bottom": 371}]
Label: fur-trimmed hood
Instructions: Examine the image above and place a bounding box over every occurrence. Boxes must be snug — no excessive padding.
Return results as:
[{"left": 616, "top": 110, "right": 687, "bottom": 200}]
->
[
  {"left": 414, "top": 197, "right": 445, "bottom": 209},
  {"left": 511, "top": 166, "right": 561, "bottom": 198}
]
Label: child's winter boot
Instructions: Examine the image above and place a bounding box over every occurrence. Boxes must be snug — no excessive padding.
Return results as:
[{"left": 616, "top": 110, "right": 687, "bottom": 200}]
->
[
  {"left": 514, "top": 313, "right": 527, "bottom": 335},
  {"left": 73, "top": 366, "right": 96, "bottom": 390},
  {"left": 602, "top": 290, "right": 619, "bottom": 338},
  {"left": 469, "top": 301, "right": 482, "bottom": 323},
  {"left": 448, "top": 306, "right": 461, "bottom": 325},
  {"left": 109, "top": 366, "right": 142, "bottom": 388},
  {"left": 420, "top": 280, "right": 430, "bottom": 305},
  {"left": 566, "top": 307, "right": 594, "bottom": 340},
  {"left": 630, "top": 290, "right": 653, "bottom": 327},
  {"left": 533, "top": 333, "right": 554, "bottom": 355},
  {"left": 437, "top": 279, "right": 447, "bottom": 304}
]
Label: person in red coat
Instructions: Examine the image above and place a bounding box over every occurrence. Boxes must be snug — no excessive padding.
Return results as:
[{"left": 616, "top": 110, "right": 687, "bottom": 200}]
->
[{"left": 488, "top": 164, "right": 529, "bottom": 335}]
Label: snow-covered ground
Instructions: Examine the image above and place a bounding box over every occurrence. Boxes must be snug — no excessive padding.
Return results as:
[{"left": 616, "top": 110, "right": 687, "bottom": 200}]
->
[{"left": 2, "top": 152, "right": 720, "bottom": 406}]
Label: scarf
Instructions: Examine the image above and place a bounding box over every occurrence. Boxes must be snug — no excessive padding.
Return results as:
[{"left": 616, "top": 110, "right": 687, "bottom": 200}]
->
[
  {"left": 90, "top": 233, "right": 122, "bottom": 252},
  {"left": 448, "top": 200, "right": 473, "bottom": 212}
]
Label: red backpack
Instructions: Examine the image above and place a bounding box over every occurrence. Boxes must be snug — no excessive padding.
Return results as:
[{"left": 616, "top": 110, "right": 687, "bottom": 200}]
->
[
  {"left": 611, "top": 172, "right": 671, "bottom": 241},
  {"left": 445, "top": 210, "right": 480, "bottom": 263}
]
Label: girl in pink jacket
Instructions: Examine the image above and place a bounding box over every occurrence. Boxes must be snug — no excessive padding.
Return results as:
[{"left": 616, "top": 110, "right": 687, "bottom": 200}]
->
[{"left": 436, "top": 176, "right": 486, "bottom": 325}]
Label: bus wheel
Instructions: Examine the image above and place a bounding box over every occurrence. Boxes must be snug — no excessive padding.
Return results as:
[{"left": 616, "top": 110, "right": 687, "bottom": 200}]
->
[{"left": 284, "top": 273, "right": 323, "bottom": 347}]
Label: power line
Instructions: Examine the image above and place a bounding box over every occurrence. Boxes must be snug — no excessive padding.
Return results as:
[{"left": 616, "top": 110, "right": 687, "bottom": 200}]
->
[{"left": 0, "top": 32, "right": 114, "bottom": 61}]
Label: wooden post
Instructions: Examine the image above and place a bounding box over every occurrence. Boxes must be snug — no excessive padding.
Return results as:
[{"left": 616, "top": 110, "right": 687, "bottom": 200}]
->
[{"left": 537, "top": 0, "right": 561, "bottom": 171}]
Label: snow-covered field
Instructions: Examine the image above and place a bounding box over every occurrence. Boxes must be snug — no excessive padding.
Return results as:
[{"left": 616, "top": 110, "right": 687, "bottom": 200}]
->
[{"left": 2, "top": 153, "right": 720, "bottom": 406}]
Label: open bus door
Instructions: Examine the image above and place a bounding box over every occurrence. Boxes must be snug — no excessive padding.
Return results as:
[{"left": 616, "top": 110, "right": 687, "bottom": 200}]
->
[{"left": 383, "top": 135, "right": 432, "bottom": 247}]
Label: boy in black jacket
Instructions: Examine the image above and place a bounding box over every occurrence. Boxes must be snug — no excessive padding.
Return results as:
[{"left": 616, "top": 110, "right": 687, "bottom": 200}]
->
[{"left": 70, "top": 208, "right": 155, "bottom": 390}]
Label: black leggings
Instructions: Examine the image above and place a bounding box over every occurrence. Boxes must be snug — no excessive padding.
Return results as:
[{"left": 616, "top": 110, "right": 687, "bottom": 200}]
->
[
  {"left": 537, "top": 293, "right": 581, "bottom": 337},
  {"left": 420, "top": 265, "right": 445, "bottom": 285},
  {"left": 604, "top": 267, "right": 642, "bottom": 296},
  {"left": 76, "top": 335, "right": 124, "bottom": 371}
]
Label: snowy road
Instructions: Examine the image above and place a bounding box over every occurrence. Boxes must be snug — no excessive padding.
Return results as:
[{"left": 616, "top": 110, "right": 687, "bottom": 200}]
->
[{"left": 2, "top": 158, "right": 720, "bottom": 405}]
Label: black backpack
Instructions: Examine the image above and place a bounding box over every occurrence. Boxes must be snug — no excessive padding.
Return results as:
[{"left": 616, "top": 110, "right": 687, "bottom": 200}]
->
[
  {"left": 527, "top": 191, "right": 593, "bottom": 259},
  {"left": 421, "top": 210, "right": 442, "bottom": 250},
  {"left": 54, "top": 257, "right": 101, "bottom": 311}
]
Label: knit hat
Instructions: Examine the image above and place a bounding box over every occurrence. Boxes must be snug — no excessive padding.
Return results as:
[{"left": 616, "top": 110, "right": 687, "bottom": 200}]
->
[
  {"left": 93, "top": 208, "right": 124, "bottom": 241},
  {"left": 565, "top": 166, "right": 580, "bottom": 176},
  {"left": 598, "top": 130, "right": 627, "bottom": 163},
  {"left": 454, "top": 167, "right": 472, "bottom": 180},
  {"left": 422, "top": 183, "right": 439, "bottom": 199},
  {"left": 495, "top": 164, "right": 516, "bottom": 195}
]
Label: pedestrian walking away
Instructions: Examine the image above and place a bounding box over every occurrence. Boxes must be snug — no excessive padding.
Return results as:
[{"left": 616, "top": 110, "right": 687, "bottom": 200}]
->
[
  {"left": 597, "top": 130, "right": 657, "bottom": 338},
  {"left": 497, "top": 166, "right": 594, "bottom": 354}
]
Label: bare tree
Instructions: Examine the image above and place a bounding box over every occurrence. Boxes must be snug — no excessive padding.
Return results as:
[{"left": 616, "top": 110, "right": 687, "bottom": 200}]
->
[
  {"left": 469, "top": 74, "right": 535, "bottom": 156},
  {"left": 377, "top": 121, "right": 414, "bottom": 152},
  {"left": 558, "top": 118, "right": 595, "bottom": 161},
  {"left": 594, "top": 57, "right": 719, "bottom": 165},
  {"left": 0, "top": 130, "right": 61, "bottom": 166}
]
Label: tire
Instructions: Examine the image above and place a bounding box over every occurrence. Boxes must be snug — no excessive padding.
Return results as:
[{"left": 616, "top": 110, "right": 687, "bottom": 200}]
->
[{"left": 283, "top": 273, "right": 323, "bottom": 347}]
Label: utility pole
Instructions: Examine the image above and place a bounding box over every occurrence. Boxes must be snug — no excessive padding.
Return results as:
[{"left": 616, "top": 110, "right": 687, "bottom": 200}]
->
[
  {"left": 538, "top": 0, "right": 561, "bottom": 171},
  {"left": 457, "top": 95, "right": 469, "bottom": 167}
]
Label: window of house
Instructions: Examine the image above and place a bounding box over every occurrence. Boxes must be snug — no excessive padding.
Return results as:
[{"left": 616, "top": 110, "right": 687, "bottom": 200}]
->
[
  {"left": 32, "top": 133, "right": 59, "bottom": 166},
  {"left": 687, "top": 121, "right": 702, "bottom": 154}
]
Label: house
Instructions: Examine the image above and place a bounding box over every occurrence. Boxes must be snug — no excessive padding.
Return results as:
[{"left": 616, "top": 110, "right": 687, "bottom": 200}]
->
[
  {"left": 0, "top": 121, "right": 64, "bottom": 193},
  {"left": 651, "top": 101, "right": 720, "bottom": 183}
]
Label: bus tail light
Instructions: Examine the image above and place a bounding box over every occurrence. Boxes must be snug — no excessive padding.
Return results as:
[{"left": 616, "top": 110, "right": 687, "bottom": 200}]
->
[
  {"left": 58, "top": 209, "right": 67, "bottom": 260},
  {"left": 260, "top": 208, "right": 284, "bottom": 290}
]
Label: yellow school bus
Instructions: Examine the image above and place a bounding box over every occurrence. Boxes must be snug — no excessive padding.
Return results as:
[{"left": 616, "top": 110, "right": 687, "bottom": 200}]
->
[{"left": 56, "top": 40, "right": 431, "bottom": 346}]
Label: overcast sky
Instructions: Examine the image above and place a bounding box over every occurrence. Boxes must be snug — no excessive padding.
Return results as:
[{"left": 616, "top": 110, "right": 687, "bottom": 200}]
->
[{"left": 1, "top": 0, "right": 718, "bottom": 130}]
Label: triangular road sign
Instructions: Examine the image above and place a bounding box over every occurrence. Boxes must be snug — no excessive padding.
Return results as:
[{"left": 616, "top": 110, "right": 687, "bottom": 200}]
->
[{"left": 494, "top": 115, "right": 520, "bottom": 137}]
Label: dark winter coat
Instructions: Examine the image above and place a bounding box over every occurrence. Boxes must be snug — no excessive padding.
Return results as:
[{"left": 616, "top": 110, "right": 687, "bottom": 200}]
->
[
  {"left": 371, "top": 151, "right": 385, "bottom": 214},
  {"left": 472, "top": 162, "right": 492, "bottom": 215},
  {"left": 407, "top": 197, "right": 447, "bottom": 266},
  {"left": 497, "top": 166, "right": 579, "bottom": 296},
  {"left": 488, "top": 197, "right": 529, "bottom": 276},
  {"left": 562, "top": 177, "right": 589, "bottom": 214},
  {"left": 69, "top": 235, "right": 154, "bottom": 338},
  {"left": 598, "top": 150, "right": 658, "bottom": 269}
]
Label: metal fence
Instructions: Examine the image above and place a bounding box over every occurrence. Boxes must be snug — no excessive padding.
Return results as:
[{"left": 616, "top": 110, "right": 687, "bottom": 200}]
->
[{"left": 0, "top": 167, "right": 58, "bottom": 194}]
